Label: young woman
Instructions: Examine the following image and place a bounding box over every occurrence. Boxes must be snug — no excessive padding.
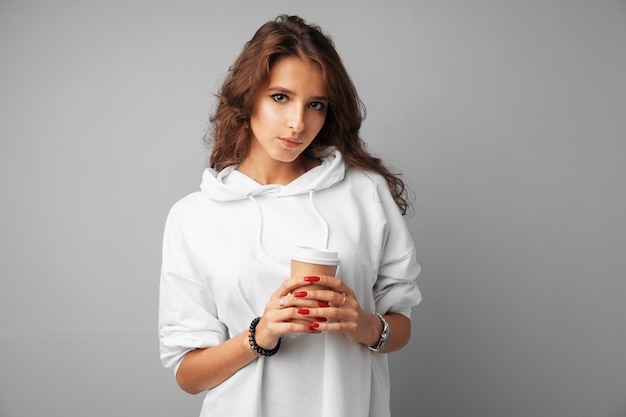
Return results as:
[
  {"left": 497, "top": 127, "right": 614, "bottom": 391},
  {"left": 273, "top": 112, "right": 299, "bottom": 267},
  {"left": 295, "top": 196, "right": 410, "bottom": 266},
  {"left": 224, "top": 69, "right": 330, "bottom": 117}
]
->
[{"left": 159, "top": 15, "right": 421, "bottom": 417}]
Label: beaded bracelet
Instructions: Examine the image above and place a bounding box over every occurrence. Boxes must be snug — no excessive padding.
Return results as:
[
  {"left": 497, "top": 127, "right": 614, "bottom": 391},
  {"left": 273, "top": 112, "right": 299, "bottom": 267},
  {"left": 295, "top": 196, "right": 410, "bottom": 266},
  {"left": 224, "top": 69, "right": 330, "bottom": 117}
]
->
[{"left": 248, "top": 317, "right": 281, "bottom": 357}]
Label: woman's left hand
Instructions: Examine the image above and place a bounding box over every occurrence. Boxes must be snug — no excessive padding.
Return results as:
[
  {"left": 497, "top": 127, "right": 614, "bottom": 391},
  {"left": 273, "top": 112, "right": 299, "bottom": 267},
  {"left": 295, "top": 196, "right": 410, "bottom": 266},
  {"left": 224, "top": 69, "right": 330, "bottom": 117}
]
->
[{"left": 292, "top": 275, "right": 382, "bottom": 348}]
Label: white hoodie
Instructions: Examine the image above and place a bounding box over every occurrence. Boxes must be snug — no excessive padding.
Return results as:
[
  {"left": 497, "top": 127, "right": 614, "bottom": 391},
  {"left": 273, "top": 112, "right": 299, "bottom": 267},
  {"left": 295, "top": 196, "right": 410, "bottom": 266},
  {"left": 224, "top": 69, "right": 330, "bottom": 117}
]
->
[{"left": 159, "top": 148, "right": 421, "bottom": 417}]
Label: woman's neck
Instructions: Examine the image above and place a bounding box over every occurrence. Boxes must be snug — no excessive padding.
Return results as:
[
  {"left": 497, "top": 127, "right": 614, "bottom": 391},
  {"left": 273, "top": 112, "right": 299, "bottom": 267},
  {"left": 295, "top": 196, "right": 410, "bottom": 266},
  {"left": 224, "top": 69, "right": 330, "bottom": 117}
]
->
[{"left": 237, "top": 155, "right": 317, "bottom": 185}]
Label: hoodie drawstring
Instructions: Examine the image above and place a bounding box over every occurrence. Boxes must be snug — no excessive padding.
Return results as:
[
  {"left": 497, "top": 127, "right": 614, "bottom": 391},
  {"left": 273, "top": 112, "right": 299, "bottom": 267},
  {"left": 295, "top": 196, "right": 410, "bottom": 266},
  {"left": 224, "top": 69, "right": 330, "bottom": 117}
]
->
[
  {"left": 247, "top": 190, "right": 330, "bottom": 264},
  {"left": 246, "top": 194, "right": 274, "bottom": 264},
  {"left": 309, "top": 189, "right": 329, "bottom": 250}
]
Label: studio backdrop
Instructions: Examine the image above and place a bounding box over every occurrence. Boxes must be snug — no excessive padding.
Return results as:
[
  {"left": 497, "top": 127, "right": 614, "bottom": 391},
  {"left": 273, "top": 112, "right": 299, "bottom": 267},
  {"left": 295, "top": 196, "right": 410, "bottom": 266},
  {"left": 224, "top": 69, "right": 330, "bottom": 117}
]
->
[{"left": 1, "top": 1, "right": 625, "bottom": 416}]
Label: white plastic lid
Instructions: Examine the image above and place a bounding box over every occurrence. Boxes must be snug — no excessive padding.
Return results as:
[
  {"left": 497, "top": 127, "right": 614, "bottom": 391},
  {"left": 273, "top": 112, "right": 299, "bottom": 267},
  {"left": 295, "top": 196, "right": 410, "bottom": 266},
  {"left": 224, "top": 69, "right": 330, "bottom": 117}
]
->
[{"left": 291, "top": 246, "right": 339, "bottom": 265}]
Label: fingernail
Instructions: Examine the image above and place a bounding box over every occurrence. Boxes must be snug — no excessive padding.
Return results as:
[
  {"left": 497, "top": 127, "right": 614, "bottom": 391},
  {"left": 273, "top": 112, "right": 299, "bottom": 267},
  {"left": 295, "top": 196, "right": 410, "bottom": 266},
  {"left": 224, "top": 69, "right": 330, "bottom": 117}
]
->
[
  {"left": 308, "top": 322, "right": 319, "bottom": 330},
  {"left": 316, "top": 317, "right": 327, "bottom": 322},
  {"left": 318, "top": 301, "right": 330, "bottom": 308},
  {"left": 293, "top": 291, "right": 307, "bottom": 298},
  {"left": 298, "top": 308, "right": 310, "bottom": 315},
  {"left": 304, "top": 275, "right": 320, "bottom": 282}
]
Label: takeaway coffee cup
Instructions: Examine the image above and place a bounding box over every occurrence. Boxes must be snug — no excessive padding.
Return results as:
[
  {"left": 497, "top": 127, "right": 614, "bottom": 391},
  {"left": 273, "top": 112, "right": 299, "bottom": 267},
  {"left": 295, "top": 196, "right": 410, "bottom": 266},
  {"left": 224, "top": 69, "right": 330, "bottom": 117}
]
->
[
  {"left": 291, "top": 246, "right": 339, "bottom": 279},
  {"left": 290, "top": 247, "right": 339, "bottom": 327}
]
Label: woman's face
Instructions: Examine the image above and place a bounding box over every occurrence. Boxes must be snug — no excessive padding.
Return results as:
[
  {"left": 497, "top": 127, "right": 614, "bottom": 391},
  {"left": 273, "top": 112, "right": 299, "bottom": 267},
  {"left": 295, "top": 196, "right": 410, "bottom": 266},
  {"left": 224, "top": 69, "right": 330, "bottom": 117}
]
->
[{"left": 248, "top": 56, "right": 328, "bottom": 165}]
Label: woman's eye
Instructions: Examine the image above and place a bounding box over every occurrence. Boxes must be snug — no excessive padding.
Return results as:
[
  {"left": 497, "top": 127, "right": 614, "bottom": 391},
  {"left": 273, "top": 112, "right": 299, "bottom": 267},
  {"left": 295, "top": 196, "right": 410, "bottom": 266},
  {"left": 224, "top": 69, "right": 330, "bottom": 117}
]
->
[
  {"left": 310, "top": 101, "right": 326, "bottom": 111},
  {"left": 271, "top": 94, "right": 288, "bottom": 103}
]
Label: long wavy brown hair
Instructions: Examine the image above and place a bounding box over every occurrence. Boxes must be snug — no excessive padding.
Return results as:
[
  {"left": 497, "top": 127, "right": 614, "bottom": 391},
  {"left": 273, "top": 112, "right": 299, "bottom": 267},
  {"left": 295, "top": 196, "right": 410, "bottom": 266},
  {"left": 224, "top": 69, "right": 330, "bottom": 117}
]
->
[{"left": 206, "top": 15, "right": 410, "bottom": 214}]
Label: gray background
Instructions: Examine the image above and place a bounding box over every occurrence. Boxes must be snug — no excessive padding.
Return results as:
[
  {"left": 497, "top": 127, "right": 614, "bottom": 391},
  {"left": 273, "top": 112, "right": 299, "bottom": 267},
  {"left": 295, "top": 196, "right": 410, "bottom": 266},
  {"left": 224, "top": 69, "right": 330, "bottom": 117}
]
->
[{"left": 1, "top": 1, "right": 625, "bottom": 416}]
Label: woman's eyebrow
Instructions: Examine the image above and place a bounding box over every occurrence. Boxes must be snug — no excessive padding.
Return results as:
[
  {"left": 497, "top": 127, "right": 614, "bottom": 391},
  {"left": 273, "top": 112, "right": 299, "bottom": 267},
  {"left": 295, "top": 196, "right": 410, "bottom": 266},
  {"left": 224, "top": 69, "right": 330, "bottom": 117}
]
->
[{"left": 267, "top": 86, "right": 328, "bottom": 101}]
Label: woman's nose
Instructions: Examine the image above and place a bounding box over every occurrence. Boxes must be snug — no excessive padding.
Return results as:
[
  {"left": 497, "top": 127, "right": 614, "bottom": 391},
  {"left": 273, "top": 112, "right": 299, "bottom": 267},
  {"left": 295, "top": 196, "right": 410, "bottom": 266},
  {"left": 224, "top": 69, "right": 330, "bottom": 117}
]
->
[{"left": 287, "top": 106, "right": 305, "bottom": 133}]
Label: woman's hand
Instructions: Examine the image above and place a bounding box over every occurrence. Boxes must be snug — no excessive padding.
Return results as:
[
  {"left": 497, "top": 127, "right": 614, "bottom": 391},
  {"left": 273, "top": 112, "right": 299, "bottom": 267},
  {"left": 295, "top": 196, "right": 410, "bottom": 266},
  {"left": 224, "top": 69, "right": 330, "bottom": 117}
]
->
[
  {"left": 255, "top": 275, "right": 383, "bottom": 349},
  {"left": 252, "top": 275, "right": 332, "bottom": 349},
  {"left": 294, "top": 275, "right": 383, "bottom": 346}
]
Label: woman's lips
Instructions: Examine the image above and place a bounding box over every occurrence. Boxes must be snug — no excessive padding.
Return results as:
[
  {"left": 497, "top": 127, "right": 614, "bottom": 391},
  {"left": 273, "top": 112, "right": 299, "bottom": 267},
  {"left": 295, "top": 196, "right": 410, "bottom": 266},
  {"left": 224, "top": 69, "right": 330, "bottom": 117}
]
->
[{"left": 279, "top": 138, "right": 302, "bottom": 148}]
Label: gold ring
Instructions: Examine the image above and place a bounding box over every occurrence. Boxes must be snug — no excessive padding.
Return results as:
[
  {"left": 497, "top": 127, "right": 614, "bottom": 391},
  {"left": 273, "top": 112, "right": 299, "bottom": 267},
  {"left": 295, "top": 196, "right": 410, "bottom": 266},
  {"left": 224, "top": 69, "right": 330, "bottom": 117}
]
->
[
  {"left": 339, "top": 292, "right": 346, "bottom": 307},
  {"left": 279, "top": 297, "right": 285, "bottom": 308}
]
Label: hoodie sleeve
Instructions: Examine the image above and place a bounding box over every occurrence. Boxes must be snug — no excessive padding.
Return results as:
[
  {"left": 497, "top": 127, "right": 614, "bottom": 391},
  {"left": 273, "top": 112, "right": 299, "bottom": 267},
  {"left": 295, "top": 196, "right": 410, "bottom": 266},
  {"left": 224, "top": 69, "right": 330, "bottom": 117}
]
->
[
  {"left": 158, "top": 203, "right": 228, "bottom": 374},
  {"left": 371, "top": 175, "right": 422, "bottom": 318}
]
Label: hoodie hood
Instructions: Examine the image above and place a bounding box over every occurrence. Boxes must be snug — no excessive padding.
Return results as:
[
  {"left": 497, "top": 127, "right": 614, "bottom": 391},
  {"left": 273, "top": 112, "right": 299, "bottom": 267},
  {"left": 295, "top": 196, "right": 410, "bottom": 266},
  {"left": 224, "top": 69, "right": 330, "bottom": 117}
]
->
[
  {"left": 200, "top": 148, "right": 345, "bottom": 202},
  {"left": 199, "top": 148, "right": 346, "bottom": 259}
]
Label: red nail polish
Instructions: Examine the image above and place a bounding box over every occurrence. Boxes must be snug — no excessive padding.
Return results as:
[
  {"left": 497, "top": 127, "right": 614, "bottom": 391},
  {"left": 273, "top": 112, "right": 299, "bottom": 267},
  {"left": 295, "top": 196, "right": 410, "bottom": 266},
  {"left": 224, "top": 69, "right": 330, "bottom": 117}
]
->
[
  {"left": 316, "top": 317, "right": 327, "bottom": 322},
  {"left": 318, "top": 301, "right": 330, "bottom": 308},
  {"left": 294, "top": 291, "right": 307, "bottom": 298},
  {"left": 308, "top": 322, "right": 319, "bottom": 330},
  {"left": 304, "top": 275, "right": 321, "bottom": 282},
  {"left": 298, "top": 308, "right": 310, "bottom": 315}
]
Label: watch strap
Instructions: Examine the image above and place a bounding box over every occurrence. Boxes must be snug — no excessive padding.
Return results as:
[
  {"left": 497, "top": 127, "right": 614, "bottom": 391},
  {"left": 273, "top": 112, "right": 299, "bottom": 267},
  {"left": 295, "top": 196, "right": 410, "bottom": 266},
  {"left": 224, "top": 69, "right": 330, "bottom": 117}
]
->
[{"left": 368, "top": 312, "right": 391, "bottom": 352}]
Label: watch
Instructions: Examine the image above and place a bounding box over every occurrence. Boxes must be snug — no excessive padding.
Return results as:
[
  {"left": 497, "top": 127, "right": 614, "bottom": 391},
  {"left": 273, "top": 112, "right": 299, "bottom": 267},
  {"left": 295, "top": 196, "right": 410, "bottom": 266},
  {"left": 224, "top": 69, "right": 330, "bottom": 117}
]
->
[{"left": 368, "top": 313, "right": 391, "bottom": 352}]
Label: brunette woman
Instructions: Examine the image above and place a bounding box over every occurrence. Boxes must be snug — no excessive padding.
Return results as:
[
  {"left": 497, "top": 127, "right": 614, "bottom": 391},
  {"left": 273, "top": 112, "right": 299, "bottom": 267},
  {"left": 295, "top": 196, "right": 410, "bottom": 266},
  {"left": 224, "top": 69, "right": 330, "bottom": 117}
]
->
[{"left": 159, "top": 15, "right": 421, "bottom": 417}]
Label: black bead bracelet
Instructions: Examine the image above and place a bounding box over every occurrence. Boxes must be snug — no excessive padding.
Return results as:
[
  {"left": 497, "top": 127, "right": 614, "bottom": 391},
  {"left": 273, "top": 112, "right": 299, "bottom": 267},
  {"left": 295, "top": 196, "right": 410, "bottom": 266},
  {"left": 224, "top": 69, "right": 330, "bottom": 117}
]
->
[{"left": 248, "top": 317, "right": 281, "bottom": 357}]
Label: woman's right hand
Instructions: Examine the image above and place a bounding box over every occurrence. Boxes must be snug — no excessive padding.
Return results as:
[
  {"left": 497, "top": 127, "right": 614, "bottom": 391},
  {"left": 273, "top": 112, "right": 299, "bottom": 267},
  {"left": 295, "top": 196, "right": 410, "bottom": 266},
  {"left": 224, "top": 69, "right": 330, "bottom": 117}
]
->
[{"left": 253, "top": 276, "right": 330, "bottom": 349}]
